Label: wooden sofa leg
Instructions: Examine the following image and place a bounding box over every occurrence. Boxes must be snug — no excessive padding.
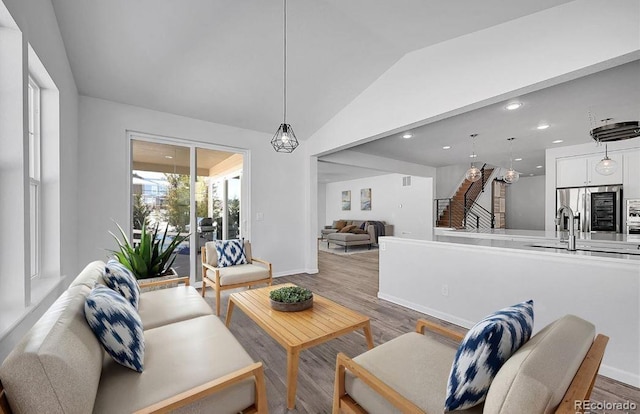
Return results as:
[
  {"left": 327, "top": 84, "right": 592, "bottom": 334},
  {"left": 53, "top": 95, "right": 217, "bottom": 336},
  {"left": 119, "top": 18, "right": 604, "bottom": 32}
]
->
[
  {"left": 216, "top": 289, "right": 221, "bottom": 316},
  {"left": 201, "top": 280, "right": 206, "bottom": 298}
]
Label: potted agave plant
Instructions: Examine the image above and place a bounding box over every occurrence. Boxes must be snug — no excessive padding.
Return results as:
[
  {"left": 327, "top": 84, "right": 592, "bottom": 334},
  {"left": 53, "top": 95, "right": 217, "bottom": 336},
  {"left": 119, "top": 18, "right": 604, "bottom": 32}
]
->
[{"left": 110, "top": 220, "right": 189, "bottom": 290}]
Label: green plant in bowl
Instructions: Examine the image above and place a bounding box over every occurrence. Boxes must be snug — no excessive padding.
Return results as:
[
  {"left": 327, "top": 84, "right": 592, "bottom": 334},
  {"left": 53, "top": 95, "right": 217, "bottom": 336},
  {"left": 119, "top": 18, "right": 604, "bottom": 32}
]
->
[
  {"left": 270, "top": 286, "right": 313, "bottom": 303},
  {"left": 269, "top": 286, "right": 313, "bottom": 312},
  {"left": 109, "top": 220, "right": 189, "bottom": 280}
]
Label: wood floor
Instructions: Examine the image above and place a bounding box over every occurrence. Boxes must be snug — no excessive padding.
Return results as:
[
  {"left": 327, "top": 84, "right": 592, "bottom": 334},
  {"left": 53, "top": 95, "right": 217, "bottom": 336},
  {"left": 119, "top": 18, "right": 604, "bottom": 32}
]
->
[{"left": 201, "top": 250, "right": 640, "bottom": 413}]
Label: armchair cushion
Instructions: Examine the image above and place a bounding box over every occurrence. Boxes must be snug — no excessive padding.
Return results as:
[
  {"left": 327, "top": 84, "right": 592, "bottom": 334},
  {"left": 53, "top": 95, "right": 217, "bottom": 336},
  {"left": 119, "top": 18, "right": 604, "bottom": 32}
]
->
[
  {"left": 484, "top": 315, "right": 595, "bottom": 413},
  {"left": 345, "top": 332, "right": 483, "bottom": 414},
  {"left": 104, "top": 259, "right": 140, "bottom": 309},
  {"left": 445, "top": 300, "right": 534, "bottom": 411},
  {"left": 206, "top": 263, "right": 270, "bottom": 286},
  {"left": 84, "top": 285, "right": 145, "bottom": 373},
  {"left": 214, "top": 239, "right": 248, "bottom": 268}
]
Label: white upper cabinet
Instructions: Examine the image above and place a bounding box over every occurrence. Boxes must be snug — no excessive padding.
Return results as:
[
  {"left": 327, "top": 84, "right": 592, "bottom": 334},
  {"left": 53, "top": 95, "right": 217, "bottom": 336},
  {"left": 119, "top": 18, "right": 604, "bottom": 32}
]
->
[
  {"left": 556, "top": 153, "right": 623, "bottom": 187},
  {"left": 623, "top": 149, "right": 640, "bottom": 198}
]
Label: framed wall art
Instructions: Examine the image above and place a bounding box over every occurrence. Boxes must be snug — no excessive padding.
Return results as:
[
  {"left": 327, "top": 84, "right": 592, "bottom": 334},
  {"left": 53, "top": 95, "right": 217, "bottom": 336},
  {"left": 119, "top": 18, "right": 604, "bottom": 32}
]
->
[
  {"left": 361, "top": 188, "right": 371, "bottom": 210},
  {"left": 341, "top": 190, "right": 351, "bottom": 210}
]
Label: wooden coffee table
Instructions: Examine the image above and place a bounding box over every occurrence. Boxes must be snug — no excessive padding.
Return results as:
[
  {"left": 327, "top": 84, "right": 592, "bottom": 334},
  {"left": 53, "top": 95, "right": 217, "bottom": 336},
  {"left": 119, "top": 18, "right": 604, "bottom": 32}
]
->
[{"left": 225, "top": 283, "right": 374, "bottom": 409}]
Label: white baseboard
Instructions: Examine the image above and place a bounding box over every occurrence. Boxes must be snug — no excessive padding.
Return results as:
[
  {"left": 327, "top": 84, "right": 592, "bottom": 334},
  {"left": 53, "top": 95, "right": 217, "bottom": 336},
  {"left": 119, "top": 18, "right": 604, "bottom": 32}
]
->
[
  {"left": 377, "top": 292, "right": 474, "bottom": 329},
  {"left": 598, "top": 364, "right": 640, "bottom": 388},
  {"left": 273, "top": 269, "right": 313, "bottom": 278}
]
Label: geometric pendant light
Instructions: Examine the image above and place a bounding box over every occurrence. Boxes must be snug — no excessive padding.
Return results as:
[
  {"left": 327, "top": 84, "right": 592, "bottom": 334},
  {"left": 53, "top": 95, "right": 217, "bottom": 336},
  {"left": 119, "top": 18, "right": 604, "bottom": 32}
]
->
[
  {"left": 465, "top": 134, "right": 481, "bottom": 182},
  {"left": 271, "top": 0, "right": 299, "bottom": 153},
  {"left": 595, "top": 143, "right": 617, "bottom": 176},
  {"left": 503, "top": 137, "right": 520, "bottom": 184}
]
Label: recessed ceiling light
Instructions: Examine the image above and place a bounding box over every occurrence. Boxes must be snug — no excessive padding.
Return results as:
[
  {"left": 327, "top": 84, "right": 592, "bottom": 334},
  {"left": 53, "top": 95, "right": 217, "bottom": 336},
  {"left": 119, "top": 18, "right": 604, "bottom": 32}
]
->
[
  {"left": 552, "top": 139, "right": 563, "bottom": 144},
  {"left": 536, "top": 165, "right": 543, "bottom": 169},
  {"left": 505, "top": 102, "right": 522, "bottom": 111},
  {"left": 469, "top": 154, "right": 477, "bottom": 158},
  {"left": 529, "top": 173, "right": 535, "bottom": 176},
  {"left": 514, "top": 158, "right": 523, "bottom": 161},
  {"left": 442, "top": 146, "right": 451, "bottom": 150},
  {"left": 402, "top": 133, "right": 413, "bottom": 139},
  {"left": 537, "top": 124, "right": 550, "bottom": 130},
  {"left": 164, "top": 155, "right": 174, "bottom": 159}
]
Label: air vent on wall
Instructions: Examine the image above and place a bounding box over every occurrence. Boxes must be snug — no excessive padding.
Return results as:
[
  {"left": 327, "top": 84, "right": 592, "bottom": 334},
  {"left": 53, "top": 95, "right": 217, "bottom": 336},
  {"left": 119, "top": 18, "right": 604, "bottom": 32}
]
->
[
  {"left": 402, "top": 176, "right": 412, "bottom": 186},
  {"left": 590, "top": 121, "right": 640, "bottom": 143}
]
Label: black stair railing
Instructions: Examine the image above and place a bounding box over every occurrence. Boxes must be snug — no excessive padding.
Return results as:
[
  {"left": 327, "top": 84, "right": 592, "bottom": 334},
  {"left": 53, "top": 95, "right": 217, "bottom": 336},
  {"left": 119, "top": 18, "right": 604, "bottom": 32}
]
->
[{"left": 435, "top": 164, "right": 496, "bottom": 229}]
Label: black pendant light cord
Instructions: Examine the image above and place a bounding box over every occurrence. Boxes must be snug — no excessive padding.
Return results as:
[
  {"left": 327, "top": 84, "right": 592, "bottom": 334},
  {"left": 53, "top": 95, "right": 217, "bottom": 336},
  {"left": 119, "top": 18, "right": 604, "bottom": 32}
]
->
[{"left": 283, "top": 0, "right": 287, "bottom": 124}]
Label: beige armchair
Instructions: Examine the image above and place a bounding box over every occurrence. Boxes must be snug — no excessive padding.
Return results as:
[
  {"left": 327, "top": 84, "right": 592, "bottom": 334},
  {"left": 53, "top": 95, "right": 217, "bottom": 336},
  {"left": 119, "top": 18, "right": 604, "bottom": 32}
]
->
[
  {"left": 201, "top": 240, "right": 272, "bottom": 316},
  {"left": 333, "top": 316, "right": 608, "bottom": 414}
]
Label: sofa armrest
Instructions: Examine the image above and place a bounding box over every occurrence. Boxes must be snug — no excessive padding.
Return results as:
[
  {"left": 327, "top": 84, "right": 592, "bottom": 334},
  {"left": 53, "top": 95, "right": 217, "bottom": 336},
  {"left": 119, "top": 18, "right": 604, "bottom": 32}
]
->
[
  {"left": 138, "top": 276, "right": 190, "bottom": 289},
  {"left": 251, "top": 257, "right": 273, "bottom": 277},
  {"left": 383, "top": 224, "right": 394, "bottom": 236},
  {"left": 333, "top": 353, "right": 424, "bottom": 414},
  {"left": 415, "top": 319, "right": 464, "bottom": 343},
  {"left": 135, "top": 362, "right": 267, "bottom": 414},
  {"left": 324, "top": 225, "right": 334, "bottom": 229}
]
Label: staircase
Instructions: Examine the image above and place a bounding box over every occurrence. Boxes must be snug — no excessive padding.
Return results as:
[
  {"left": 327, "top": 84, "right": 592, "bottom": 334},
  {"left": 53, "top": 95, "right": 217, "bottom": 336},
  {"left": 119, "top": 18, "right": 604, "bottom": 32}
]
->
[{"left": 436, "top": 166, "right": 494, "bottom": 229}]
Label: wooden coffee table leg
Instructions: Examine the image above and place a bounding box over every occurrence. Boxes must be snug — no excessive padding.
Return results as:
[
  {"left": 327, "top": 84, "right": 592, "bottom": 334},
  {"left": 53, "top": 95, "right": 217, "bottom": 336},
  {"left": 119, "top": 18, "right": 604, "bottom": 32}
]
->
[
  {"left": 286, "top": 348, "right": 300, "bottom": 409},
  {"left": 363, "top": 322, "right": 374, "bottom": 349},
  {"left": 225, "top": 298, "right": 235, "bottom": 327}
]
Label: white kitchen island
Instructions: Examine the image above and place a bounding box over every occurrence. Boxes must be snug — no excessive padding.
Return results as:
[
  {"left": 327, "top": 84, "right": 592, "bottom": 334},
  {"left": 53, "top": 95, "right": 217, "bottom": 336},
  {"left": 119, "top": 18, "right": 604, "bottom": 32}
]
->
[{"left": 378, "top": 232, "right": 640, "bottom": 387}]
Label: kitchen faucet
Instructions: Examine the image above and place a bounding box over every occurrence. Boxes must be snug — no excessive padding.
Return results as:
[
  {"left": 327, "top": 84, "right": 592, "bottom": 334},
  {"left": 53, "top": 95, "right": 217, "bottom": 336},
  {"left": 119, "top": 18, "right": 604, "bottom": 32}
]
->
[{"left": 555, "top": 206, "right": 576, "bottom": 251}]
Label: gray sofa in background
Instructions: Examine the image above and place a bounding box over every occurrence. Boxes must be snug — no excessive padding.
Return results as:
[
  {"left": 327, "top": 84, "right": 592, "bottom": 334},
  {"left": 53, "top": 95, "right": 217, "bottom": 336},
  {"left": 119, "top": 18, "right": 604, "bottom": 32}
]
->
[{"left": 323, "top": 220, "right": 393, "bottom": 251}]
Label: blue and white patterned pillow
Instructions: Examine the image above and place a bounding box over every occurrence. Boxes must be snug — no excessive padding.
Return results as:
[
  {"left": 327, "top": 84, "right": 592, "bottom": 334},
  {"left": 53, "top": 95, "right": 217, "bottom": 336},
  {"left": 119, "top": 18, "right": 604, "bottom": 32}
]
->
[
  {"left": 444, "top": 300, "right": 534, "bottom": 411},
  {"left": 84, "top": 285, "right": 145, "bottom": 372},
  {"left": 214, "top": 239, "right": 247, "bottom": 268},
  {"left": 104, "top": 259, "right": 140, "bottom": 309}
]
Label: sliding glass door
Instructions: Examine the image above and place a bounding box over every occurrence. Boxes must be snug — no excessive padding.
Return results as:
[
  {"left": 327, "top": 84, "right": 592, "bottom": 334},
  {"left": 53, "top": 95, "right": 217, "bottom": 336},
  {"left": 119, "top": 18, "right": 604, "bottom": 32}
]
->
[{"left": 129, "top": 134, "right": 245, "bottom": 281}]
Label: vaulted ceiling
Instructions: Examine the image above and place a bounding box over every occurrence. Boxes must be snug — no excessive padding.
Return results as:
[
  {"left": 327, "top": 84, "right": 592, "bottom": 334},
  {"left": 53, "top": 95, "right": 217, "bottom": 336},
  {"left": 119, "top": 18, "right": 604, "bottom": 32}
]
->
[{"left": 51, "top": 0, "right": 573, "bottom": 140}]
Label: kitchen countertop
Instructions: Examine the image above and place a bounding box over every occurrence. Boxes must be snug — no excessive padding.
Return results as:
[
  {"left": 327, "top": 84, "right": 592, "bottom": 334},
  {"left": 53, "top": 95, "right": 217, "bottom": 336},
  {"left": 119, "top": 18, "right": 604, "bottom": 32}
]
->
[
  {"left": 430, "top": 229, "right": 640, "bottom": 262},
  {"left": 438, "top": 228, "right": 640, "bottom": 246}
]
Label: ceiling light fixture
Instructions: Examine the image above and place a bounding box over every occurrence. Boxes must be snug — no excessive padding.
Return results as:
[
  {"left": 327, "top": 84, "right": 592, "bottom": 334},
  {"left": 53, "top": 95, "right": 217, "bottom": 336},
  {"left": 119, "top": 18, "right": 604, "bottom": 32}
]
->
[
  {"left": 271, "top": 0, "right": 299, "bottom": 153},
  {"left": 402, "top": 133, "right": 413, "bottom": 139},
  {"left": 537, "top": 124, "right": 550, "bottom": 130},
  {"left": 595, "top": 143, "right": 618, "bottom": 176},
  {"left": 506, "top": 102, "right": 522, "bottom": 111},
  {"left": 552, "top": 139, "right": 563, "bottom": 144},
  {"left": 536, "top": 165, "right": 543, "bottom": 169},
  {"left": 465, "top": 134, "right": 481, "bottom": 182},
  {"left": 504, "top": 137, "right": 519, "bottom": 184},
  {"left": 442, "top": 146, "right": 451, "bottom": 150},
  {"left": 514, "top": 158, "right": 523, "bottom": 161},
  {"left": 164, "top": 155, "right": 173, "bottom": 159}
]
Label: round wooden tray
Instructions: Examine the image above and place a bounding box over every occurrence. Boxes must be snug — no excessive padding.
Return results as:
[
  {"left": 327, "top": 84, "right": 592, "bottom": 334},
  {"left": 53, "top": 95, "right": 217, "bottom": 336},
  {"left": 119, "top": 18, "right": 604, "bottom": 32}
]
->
[{"left": 270, "top": 296, "right": 313, "bottom": 312}]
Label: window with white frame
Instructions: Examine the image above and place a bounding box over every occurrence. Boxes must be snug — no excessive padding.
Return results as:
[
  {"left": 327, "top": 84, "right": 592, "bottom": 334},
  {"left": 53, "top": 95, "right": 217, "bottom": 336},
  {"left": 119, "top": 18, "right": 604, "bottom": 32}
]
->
[{"left": 28, "top": 76, "right": 41, "bottom": 279}]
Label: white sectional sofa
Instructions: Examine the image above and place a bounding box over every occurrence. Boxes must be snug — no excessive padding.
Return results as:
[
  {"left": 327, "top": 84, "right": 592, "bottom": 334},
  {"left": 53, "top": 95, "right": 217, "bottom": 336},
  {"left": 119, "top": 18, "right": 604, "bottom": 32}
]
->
[{"left": 0, "top": 261, "right": 267, "bottom": 414}]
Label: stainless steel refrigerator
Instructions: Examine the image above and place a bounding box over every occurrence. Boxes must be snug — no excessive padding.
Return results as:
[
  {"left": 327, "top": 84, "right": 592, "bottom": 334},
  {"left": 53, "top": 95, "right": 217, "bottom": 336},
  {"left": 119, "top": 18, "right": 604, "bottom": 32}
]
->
[{"left": 556, "top": 186, "right": 622, "bottom": 233}]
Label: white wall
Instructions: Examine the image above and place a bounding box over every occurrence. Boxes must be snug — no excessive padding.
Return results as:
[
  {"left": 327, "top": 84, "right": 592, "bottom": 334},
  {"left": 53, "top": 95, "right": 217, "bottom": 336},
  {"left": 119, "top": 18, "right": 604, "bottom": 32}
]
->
[
  {"left": 317, "top": 182, "right": 327, "bottom": 238},
  {"left": 435, "top": 164, "right": 471, "bottom": 199},
  {"left": 379, "top": 237, "right": 640, "bottom": 386},
  {"left": 77, "top": 96, "right": 311, "bottom": 277},
  {"left": 506, "top": 175, "right": 546, "bottom": 230},
  {"left": 325, "top": 174, "right": 433, "bottom": 239},
  {"left": 0, "top": 0, "right": 79, "bottom": 362}
]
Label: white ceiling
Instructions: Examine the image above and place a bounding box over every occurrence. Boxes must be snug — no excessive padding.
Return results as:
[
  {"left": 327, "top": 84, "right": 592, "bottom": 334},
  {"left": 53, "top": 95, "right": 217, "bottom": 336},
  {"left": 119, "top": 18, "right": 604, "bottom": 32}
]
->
[
  {"left": 317, "top": 161, "right": 388, "bottom": 184},
  {"left": 50, "top": 0, "right": 573, "bottom": 141},
  {"left": 345, "top": 60, "right": 640, "bottom": 178},
  {"left": 49, "top": 1, "right": 638, "bottom": 183}
]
